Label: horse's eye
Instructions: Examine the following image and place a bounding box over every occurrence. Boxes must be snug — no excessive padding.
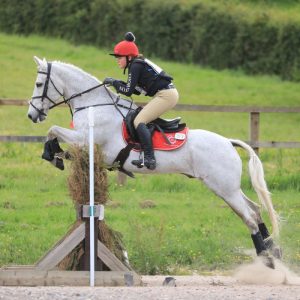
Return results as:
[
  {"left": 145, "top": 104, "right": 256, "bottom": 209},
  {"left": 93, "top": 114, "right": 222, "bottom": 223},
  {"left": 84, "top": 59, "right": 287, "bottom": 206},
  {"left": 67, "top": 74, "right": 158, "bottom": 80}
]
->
[{"left": 36, "top": 82, "right": 43, "bottom": 88}]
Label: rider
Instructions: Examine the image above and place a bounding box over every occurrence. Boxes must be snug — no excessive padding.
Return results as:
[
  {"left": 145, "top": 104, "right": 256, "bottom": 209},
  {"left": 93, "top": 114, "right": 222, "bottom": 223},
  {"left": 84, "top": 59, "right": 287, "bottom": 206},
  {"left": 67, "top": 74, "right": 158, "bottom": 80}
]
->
[{"left": 103, "top": 32, "right": 179, "bottom": 170}]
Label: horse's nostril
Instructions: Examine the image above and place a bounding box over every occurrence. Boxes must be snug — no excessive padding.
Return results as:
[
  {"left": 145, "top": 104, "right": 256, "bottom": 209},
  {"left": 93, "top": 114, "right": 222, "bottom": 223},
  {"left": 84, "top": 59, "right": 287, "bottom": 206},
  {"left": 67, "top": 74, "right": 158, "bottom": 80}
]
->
[{"left": 28, "top": 114, "right": 32, "bottom": 120}]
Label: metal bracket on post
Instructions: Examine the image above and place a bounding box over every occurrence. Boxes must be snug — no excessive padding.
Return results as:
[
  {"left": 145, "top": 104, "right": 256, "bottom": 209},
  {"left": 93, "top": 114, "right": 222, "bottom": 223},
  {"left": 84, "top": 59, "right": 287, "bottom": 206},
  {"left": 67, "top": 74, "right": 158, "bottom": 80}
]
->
[
  {"left": 82, "top": 204, "right": 105, "bottom": 220},
  {"left": 99, "top": 205, "right": 104, "bottom": 221}
]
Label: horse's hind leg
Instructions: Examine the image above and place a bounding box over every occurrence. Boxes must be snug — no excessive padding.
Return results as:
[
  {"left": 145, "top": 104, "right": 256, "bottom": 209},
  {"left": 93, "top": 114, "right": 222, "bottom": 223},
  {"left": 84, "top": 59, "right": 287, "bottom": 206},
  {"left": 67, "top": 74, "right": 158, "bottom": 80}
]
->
[
  {"left": 220, "top": 189, "right": 275, "bottom": 268},
  {"left": 241, "top": 192, "right": 282, "bottom": 259}
]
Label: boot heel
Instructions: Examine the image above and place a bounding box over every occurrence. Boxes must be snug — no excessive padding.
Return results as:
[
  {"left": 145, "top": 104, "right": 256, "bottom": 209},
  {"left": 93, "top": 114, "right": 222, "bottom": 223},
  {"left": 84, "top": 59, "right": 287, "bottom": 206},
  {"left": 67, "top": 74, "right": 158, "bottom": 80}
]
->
[{"left": 145, "top": 159, "right": 156, "bottom": 170}]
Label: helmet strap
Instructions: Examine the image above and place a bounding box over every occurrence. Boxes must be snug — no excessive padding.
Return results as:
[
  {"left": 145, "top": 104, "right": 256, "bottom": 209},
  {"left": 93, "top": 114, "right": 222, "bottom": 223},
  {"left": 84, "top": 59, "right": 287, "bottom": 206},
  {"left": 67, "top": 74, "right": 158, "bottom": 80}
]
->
[{"left": 123, "top": 56, "right": 130, "bottom": 74}]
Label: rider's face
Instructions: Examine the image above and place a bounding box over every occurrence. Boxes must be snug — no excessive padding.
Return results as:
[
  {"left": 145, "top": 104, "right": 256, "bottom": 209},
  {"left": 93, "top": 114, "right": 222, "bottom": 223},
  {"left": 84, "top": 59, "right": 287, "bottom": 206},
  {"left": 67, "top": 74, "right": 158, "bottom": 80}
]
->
[{"left": 116, "top": 56, "right": 128, "bottom": 69}]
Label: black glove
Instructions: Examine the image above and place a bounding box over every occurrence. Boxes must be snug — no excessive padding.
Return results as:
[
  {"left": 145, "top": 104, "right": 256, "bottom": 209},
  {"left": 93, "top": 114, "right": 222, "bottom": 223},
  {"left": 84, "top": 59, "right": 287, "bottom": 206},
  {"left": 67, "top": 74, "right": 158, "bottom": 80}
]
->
[
  {"left": 133, "top": 88, "right": 141, "bottom": 95},
  {"left": 103, "top": 77, "right": 115, "bottom": 86}
]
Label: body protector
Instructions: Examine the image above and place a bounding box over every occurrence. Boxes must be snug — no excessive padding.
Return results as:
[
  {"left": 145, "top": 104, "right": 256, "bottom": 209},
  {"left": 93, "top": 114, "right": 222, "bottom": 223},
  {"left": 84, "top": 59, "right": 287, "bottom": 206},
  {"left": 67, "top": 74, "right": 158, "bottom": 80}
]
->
[
  {"left": 113, "top": 57, "right": 173, "bottom": 97},
  {"left": 133, "top": 58, "right": 173, "bottom": 96}
]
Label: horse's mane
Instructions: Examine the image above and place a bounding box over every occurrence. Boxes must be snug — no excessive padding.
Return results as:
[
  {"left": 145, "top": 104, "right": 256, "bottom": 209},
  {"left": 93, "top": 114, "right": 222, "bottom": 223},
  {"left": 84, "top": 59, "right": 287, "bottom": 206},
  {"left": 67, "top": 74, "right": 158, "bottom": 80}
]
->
[
  {"left": 53, "top": 60, "right": 102, "bottom": 84},
  {"left": 52, "top": 60, "right": 123, "bottom": 100}
]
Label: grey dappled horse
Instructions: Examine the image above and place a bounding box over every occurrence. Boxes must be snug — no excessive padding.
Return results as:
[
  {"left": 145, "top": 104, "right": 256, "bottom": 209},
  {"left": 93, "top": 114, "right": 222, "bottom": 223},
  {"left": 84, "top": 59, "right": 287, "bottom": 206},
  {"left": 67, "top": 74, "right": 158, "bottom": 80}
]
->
[{"left": 28, "top": 56, "right": 281, "bottom": 268}]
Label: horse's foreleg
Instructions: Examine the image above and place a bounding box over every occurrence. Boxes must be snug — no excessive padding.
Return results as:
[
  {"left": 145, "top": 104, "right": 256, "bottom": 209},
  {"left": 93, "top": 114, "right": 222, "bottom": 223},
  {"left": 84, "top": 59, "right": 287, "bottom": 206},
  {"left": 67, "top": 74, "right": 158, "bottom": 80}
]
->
[
  {"left": 43, "top": 126, "right": 86, "bottom": 170},
  {"left": 41, "top": 137, "right": 65, "bottom": 170},
  {"left": 47, "top": 125, "right": 86, "bottom": 144}
]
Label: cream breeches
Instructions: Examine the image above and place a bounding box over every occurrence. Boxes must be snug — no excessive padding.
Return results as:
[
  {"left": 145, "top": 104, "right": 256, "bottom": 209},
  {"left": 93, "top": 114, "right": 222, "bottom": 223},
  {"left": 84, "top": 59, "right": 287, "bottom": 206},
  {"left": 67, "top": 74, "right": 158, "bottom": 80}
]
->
[{"left": 133, "top": 88, "right": 179, "bottom": 128}]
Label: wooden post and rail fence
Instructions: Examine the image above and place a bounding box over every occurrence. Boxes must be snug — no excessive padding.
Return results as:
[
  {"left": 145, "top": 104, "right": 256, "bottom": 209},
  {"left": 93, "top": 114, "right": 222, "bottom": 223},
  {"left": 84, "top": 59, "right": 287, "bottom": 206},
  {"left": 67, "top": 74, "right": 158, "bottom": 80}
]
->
[{"left": 1, "top": 99, "right": 300, "bottom": 183}]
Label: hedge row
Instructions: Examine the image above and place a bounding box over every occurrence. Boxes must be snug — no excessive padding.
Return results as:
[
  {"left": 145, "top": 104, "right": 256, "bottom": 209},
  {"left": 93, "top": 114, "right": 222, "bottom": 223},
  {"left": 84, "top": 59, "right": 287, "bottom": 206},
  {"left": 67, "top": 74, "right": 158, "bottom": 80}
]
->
[{"left": 1, "top": 0, "right": 300, "bottom": 81}]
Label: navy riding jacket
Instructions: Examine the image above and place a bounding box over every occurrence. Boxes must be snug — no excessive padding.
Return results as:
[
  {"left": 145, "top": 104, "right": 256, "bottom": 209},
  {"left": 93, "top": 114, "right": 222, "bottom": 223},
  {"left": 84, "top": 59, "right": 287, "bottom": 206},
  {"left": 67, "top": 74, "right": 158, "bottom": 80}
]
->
[{"left": 112, "top": 58, "right": 173, "bottom": 97}]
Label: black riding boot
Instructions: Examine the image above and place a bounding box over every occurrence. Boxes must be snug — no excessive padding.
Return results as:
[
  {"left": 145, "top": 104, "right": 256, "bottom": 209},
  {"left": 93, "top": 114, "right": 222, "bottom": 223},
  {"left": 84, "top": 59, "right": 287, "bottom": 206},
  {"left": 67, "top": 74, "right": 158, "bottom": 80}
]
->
[{"left": 132, "top": 123, "right": 156, "bottom": 170}]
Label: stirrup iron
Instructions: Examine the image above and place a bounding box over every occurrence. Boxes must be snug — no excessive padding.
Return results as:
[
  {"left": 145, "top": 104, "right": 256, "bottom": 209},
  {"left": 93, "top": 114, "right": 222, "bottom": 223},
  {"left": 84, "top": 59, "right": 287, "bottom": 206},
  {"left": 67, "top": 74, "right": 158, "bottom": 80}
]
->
[{"left": 132, "top": 152, "right": 144, "bottom": 168}]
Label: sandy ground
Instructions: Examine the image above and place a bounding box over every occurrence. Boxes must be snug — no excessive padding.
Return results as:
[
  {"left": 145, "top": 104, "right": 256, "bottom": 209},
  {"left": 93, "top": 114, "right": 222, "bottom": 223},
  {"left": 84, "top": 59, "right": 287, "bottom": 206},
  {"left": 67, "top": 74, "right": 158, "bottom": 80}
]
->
[{"left": 1, "top": 258, "right": 300, "bottom": 300}]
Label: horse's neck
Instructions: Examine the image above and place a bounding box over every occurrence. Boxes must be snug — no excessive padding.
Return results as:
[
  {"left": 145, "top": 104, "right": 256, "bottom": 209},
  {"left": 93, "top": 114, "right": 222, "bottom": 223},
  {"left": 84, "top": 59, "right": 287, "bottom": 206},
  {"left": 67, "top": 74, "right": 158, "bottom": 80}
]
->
[
  {"left": 53, "top": 63, "right": 131, "bottom": 149},
  {"left": 53, "top": 62, "right": 105, "bottom": 108}
]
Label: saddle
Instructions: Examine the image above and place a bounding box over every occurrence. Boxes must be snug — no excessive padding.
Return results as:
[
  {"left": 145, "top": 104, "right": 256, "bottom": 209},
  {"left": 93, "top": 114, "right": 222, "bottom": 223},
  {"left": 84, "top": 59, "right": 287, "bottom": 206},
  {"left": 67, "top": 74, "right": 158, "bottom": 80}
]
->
[
  {"left": 124, "top": 107, "right": 188, "bottom": 151},
  {"left": 112, "top": 107, "right": 188, "bottom": 178}
]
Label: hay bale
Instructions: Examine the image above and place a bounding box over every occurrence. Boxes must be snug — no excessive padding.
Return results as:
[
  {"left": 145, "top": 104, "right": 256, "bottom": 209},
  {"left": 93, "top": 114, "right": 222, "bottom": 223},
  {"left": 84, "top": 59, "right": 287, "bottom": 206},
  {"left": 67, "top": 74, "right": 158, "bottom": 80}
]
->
[
  {"left": 58, "top": 145, "right": 128, "bottom": 270},
  {"left": 67, "top": 145, "right": 108, "bottom": 206}
]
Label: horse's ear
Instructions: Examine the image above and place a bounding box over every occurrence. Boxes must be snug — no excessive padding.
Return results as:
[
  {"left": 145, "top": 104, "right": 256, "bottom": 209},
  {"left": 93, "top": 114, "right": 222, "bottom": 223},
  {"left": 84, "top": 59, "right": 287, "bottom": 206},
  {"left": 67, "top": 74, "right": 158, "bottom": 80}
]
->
[
  {"left": 33, "top": 56, "right": 42, "bottom": 66},
  {"left": 42, "top": 57, "right": 47, "bottom": 64}
]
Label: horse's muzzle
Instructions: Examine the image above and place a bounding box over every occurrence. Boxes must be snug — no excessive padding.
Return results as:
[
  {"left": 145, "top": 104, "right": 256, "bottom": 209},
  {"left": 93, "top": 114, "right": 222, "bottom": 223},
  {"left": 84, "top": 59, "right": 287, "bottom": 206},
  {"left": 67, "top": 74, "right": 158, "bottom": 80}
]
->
[
  {"left": 28, "top": 113, "right": 38, "bottom": 123},
  {"left": 28, "top": 111, "right": 46, "bottom": 123}
]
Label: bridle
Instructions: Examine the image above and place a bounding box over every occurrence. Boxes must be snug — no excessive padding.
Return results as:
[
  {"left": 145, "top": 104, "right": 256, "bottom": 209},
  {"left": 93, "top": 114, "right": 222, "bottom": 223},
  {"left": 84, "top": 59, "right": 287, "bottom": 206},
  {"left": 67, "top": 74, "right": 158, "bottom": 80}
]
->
[
  {"left": 30, "top": 62, "right": 65, "bottom": 117},
  {"left": 29, "top": 62, "right": 134, "bottom": 120}
]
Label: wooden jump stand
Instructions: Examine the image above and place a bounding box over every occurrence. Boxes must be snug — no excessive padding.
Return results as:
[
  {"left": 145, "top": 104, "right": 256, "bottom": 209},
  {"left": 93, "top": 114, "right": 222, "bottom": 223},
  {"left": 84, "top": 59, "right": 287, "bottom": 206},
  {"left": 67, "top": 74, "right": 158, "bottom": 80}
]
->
[{"left": 0, "top": 204, "right": 141, "bottom": 286}]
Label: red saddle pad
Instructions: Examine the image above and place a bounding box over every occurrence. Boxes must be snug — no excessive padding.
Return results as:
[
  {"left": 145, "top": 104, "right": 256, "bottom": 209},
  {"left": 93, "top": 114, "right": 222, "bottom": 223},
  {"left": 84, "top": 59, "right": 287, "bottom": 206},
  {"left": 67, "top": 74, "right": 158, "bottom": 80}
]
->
[{"left": 122, "top": 121, "right": 189, "bottom": 151}]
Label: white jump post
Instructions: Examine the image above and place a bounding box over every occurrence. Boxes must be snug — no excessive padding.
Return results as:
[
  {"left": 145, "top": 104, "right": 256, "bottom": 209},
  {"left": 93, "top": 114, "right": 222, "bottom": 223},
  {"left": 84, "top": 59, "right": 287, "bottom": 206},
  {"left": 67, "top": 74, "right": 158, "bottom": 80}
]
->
[{"left": 88, "top": 107, "right": 95, "bottom": 287}]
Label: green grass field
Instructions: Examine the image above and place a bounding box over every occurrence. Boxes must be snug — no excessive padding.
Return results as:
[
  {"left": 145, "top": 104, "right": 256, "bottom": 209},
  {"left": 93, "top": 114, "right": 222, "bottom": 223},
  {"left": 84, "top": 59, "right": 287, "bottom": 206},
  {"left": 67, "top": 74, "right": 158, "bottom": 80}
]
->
[{"left": 0, "top": 33, "right": 300, "bottom": 274}]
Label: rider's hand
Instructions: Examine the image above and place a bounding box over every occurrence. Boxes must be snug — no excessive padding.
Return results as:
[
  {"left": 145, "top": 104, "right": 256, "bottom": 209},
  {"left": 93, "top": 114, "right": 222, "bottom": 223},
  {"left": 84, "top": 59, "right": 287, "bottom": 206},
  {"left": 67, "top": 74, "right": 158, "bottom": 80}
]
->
[{"left": 103, "top": 77, "right": 115, "bottom": 86}]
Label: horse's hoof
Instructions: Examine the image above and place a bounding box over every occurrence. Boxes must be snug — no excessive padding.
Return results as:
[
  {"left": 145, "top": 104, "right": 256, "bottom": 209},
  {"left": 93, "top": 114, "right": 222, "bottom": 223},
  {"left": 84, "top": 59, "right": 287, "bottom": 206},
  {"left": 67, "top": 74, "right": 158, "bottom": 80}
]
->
[
  {"left": 272, "top": 246, "right": 283, "bottom": 260},
  {"left": 55, "top": 158, "right": 64, "bottom": 170},
  {"left": 260, "top": 250, "right": 275, "bottom": 269},
  {"left": 264, "top": 238, "right": 282, "bottom": 259},
  {"left": 264, "top": 256, "right": 275, "bottom": 269}
]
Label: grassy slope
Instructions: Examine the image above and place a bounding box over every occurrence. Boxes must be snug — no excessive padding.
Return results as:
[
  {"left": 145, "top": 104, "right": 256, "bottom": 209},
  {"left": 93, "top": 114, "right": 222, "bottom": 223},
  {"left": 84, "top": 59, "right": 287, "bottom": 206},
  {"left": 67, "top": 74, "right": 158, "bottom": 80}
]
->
[
  {"left": 1, "top": 33, "right": 300, "bottom": 142},
  {"left": 1, "top": 33, "right": 300, "bottom": 107},
  {"left": 0, "top": 33, "right": 300, "bottom": 274}
]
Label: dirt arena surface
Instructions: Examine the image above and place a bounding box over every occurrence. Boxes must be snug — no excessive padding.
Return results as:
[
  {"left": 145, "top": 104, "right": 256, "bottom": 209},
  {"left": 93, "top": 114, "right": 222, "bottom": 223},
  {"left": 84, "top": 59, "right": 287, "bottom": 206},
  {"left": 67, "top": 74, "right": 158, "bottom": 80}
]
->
[{"left": 1, "top": 259, "right": 300, "bottom": 300}]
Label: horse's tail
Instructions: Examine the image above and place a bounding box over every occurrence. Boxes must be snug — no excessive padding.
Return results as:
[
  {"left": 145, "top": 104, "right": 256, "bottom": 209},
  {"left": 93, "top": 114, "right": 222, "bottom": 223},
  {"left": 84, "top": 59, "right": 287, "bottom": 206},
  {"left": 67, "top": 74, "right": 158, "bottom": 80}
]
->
[{"left": 230, "top": 139, "right": 280, "bottom": 238}]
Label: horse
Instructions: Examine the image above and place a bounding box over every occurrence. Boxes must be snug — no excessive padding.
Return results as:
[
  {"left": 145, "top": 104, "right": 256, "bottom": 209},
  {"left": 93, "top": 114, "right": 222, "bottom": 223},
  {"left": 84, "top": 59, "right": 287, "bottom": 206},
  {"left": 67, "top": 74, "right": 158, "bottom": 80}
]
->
[{"left": 28, "top": 56, "right": 281, "bottom": 269}]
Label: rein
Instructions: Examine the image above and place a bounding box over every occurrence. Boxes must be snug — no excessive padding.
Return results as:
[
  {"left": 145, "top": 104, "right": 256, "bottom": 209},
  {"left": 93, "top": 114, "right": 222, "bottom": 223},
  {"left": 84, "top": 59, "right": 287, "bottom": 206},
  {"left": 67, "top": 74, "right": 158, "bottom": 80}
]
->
[
  {"left": 30, "top": 62, "right": 134, "bottom": 120},
  {"left": 73, "top": 86, "right": 134, "bottom": 119}
]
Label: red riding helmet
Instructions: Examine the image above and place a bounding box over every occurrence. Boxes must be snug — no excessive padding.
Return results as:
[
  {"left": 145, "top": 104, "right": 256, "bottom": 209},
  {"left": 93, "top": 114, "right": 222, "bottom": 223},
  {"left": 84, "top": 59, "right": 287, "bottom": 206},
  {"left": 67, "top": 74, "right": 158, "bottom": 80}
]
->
[{"left": 110, "top": 32, "right": 139, "bottom": 57}]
